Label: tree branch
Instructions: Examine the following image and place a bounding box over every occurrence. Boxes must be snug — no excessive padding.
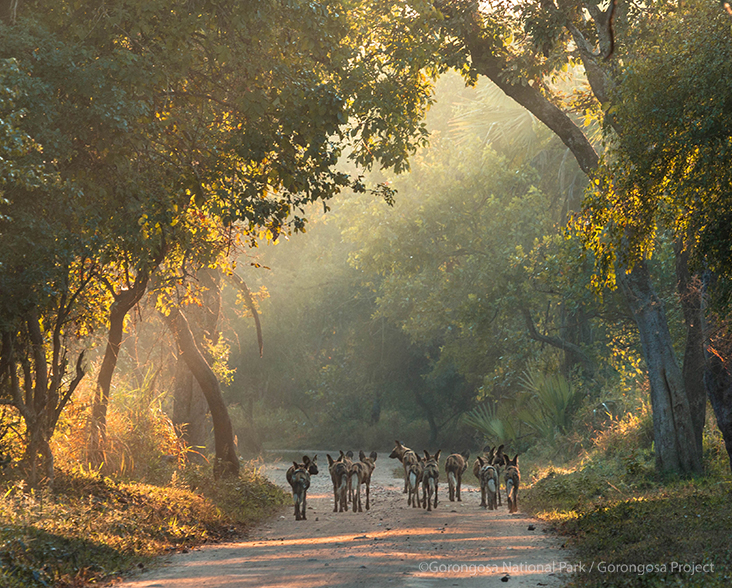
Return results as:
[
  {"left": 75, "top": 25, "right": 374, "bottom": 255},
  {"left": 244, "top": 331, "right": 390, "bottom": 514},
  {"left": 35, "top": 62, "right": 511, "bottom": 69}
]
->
[
  {"left": 227, "top": 272, "right": 264, "bottom": 358},
  {"left": 52, "top": 351, "right": 86, "bottom": 430},
  {"left": 521, "top": 307, "right": 595, "bottom": 375}
]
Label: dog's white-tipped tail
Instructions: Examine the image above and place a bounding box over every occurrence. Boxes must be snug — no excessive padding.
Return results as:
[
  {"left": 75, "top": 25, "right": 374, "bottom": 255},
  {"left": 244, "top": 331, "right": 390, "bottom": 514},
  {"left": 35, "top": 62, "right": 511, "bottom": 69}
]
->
[
  {"left": 409, "top": 471, "right": 417, "bottom": 489},
  {"left": 448, "top": 471, "right": 457, "bottom": 488},
  {"left": 429, "top": 477, "right": 436, "bottom": 493},
  {"left": 488, "top": 478, "right": 496, "bottom": 493}
]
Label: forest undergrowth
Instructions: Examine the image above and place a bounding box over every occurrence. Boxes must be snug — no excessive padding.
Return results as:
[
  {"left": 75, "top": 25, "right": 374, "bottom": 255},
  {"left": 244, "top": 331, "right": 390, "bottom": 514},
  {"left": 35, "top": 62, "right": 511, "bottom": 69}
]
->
[{"left": 522, "top": 404, "right": 732, "bottom": 588}]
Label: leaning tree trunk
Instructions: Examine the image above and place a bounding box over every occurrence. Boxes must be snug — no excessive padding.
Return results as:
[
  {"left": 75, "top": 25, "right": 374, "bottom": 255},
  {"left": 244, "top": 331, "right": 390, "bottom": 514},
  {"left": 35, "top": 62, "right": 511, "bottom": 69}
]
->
[
  {"left": 617, "top": 260, "right": 703, "bottom": 475},
  {"left": 166, "top": 306, "right": 239, "bottom": 479},
  {"left": 171, "top": 360, "right": 209, "bottom": 455},
  {"left": 88, "top": 273, "right": 150, "bottom": 468},
  {"left": 171, "top": 269, "right": 221, "bottom": 453}
]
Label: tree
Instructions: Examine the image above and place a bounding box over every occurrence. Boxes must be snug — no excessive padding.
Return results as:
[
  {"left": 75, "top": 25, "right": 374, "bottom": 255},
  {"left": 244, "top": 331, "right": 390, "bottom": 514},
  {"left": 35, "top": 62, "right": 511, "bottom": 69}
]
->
[
  {"left": 165, "top": 306, "right": 239, "bottom": 478},
  {"left": 0, "top": 0, "right": 441, "bottom": 481},
  {"left": 357, "top": 0, "right": 704, "bottom": 474},
  {"left": 581, "top": 1, "right": 732, "bottom": 470}
]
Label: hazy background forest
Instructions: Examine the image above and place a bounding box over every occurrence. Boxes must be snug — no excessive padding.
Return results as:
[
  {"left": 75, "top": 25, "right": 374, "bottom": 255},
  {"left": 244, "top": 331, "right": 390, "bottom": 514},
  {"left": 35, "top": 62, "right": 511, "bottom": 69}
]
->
[
  {"left": 220, "top": 72, "right": 644, "bottom": 456},
  {"left": 87, "top": 71, "right": 677, "bottom": 468}
]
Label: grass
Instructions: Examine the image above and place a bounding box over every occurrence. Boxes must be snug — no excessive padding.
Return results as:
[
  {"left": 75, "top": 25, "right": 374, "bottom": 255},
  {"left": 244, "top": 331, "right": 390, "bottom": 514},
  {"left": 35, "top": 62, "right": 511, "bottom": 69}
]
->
[
  {"left": 526, "top": 476, "right": 732, "bottom": 587},
  {"left": 0, "top": 461, "right": 288, "bottom": 588},
  {"left": 521, "top": 408, "right": 732, "bottom": 588}
]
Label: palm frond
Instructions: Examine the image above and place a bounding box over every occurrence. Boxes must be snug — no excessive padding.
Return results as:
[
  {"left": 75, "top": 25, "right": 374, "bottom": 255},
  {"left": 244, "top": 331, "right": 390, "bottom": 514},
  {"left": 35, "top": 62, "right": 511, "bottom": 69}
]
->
[{"left": 463, "top": 403, "right": 520, "bottom": 446}]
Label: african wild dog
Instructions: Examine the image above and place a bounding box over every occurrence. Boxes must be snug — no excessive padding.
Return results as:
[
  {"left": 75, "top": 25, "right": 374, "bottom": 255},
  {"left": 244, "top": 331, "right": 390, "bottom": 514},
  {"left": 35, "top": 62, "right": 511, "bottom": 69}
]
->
[
  {"left": 477, "top": 455, "right": 498, "bottom": 510},
  {"left": 473, "top": 446, "right": 494, "bottom": 507},
  {"left": 341, "top": 450, "right": 355, "bottom": 503},
  {"left": 492, "top": 444, "right": 506, "bottom": 507},
  {"left": 286, "top": 455, "right": 319, "bottom": 487},
  {"left": 472, "top": 445, "right": 492, "bottom": 480},
  {"left": 288, "top": 461, "right": 311, "bottom": 520},
  {"left": 389, "top": 440, "right": 418, "bottom": 494},
  {"left": 504, "top": 453, "right": 520, "bottom": 514},
  {"left": 445, "top": 450, "right": 470, "bottom": 502},
  {"left": 421, "top": 450, "right": 441, "bottom": 512},
  {"left": 286, "top": 455, "right": 318, "bottom": 521},
  {"left": 473, "top": 445, "right": 506, "bottom": 507},
  {"left": 349, "top": 450, "right": 378, "bottom": 512},
  {"left": 327, "top": 453, "right": 349, "bottom": 513},
  {"left": 406, "top": 455, "right": 424, "bottom": 508}
]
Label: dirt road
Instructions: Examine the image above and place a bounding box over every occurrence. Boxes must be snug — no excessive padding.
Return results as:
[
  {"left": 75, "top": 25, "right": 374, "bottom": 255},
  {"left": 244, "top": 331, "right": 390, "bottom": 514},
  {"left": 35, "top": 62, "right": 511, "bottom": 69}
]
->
[{"left": 116, "top": 452, "right": 571, "bottom": 588}]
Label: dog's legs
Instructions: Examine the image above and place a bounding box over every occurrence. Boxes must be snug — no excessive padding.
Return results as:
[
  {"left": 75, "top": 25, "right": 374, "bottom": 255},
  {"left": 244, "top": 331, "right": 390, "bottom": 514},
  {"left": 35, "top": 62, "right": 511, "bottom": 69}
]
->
[{"left": 294, "top": 490, "right": 301, "bottom": 521}]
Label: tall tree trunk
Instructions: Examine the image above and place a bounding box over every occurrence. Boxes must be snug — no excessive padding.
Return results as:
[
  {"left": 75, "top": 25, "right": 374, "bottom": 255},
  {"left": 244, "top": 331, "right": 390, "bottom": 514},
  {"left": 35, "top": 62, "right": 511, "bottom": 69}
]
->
[
  {"left": 617, "top": 261, "right": 702, "bottom": 475},
  {"left": 172, "top": 360, "right": 209, "bottom": 455},
  {"left": 559, "top": 304, "right": 594, "bottom": 377},
  {"left": 26, "top": 309, "right": 51, "bottom": 487},
  {"left": 172, "top": 269, "right": 221, "bottom": 453},
  {"left": 674, "top": 240, "right": 707, "bottom": 461},
  {"left": 166, "top": 306, "right": 239, "bottom": 479},
  {"left": 88, "top": 274, "right": 150, "bottom": 468}
]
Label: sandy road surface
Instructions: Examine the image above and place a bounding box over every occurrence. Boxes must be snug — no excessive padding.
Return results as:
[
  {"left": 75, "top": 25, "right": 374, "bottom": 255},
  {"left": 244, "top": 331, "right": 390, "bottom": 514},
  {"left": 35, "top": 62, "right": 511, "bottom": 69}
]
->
[{"left": 115, "top": 451, "right": 571, "bottom": 588}]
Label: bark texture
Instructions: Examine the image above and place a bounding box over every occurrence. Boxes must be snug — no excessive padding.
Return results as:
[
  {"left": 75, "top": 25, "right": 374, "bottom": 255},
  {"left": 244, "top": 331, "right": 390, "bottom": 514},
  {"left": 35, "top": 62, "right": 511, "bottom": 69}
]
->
[
  {"left": 166, "top": 305, "right": 239, "bottom": 479},
  {"left": 617, "top": 261, "right": 702, "bottom": 475},
  {"left": 172, "top": 269, "right": 221, "bottom": 453},
  {"left": 674, "top": 242, "right": 707, "bottom": 460},
  {"left": 88, "top": 273, "right": 150, "bottom": 468}
]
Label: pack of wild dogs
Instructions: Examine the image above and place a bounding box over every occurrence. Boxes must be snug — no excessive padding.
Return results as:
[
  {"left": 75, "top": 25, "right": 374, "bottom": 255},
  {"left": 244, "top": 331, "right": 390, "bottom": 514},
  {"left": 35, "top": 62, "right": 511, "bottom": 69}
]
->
[{"left": 286, "top": 440, "right": 520, "bottom": 521}]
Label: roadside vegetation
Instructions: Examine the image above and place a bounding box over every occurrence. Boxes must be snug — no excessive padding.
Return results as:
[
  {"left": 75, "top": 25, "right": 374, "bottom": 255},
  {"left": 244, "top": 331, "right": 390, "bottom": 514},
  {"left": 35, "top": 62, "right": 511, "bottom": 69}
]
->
[
  {"left": 522, "top": 399, "right": 732, "bottom": 587},
  {"left": 0, "top": 385, "right": 287, "bottom": 588}
]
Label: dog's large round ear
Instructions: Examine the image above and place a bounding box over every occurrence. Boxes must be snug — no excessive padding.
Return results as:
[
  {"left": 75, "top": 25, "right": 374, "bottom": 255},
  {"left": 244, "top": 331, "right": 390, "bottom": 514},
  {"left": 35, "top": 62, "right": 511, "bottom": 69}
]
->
[
  {"left": 423, "top": 449, "right": 431, "bottom": 459},
  {"left": 435, "top": 450, "right": 442, "bottom": 461},
  {"left": 370, "top": 450, "right": 378, "bottom": 461},
  {"left": 293, "top": 461, "right": 300, "bottom": 469},
  {"left": 477, "top": 456, "right": 485, "bottom": 465},
  {"left": 311, "top": 455, "right": 318, "bottom": 463},
  {"left": 302, "top": 455, "right": 310, "bottom": 465}
]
